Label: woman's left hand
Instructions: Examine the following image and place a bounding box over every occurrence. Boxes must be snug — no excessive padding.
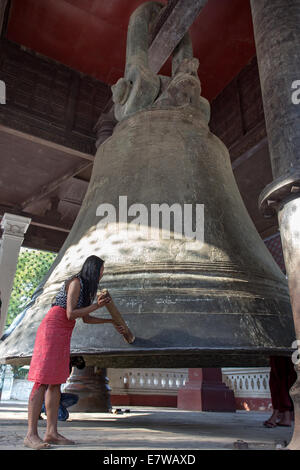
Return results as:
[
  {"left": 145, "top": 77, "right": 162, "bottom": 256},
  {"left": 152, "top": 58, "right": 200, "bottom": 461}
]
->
[{"left": 113, "top": 322, "right": 126, "bottom": 335}]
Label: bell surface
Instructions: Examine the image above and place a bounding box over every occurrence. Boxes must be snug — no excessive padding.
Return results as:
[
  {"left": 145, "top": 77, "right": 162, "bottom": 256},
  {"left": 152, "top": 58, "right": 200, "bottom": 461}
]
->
[{"left": 0, "top": 101, "right": 295, "bottom": 368}]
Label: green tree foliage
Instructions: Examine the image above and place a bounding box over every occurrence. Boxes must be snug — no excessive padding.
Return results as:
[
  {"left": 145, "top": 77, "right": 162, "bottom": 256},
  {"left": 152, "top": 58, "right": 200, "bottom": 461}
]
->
[{"left": 6, "top": 248, "right": 57, "bottom": 327}]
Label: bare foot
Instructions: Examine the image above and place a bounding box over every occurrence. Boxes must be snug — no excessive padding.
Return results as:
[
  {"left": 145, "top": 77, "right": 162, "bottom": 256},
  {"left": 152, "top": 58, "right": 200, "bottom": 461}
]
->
[
  {"left": 277, "top": 410, "right": 292, "bottom": 427},
  {"left": 24, "top": 435, "right": 51, "bottom": 450},
  {"left": 263, "top": 410, "right": 281, "bottom": 427},
  {"left": 44, "top": 432, "right": 75, "bottom": 445}
]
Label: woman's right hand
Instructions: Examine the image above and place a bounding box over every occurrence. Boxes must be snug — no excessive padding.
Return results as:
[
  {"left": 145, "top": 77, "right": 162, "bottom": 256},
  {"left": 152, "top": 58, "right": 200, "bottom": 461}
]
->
[{"left": 97, "top": 292, "right": 112, "bottom": 308}]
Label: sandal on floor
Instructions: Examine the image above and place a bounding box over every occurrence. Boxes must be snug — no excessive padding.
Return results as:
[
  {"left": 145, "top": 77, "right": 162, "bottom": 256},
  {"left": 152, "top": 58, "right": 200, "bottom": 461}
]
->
[{"left": 263, "top": 421, "right": 277, "bottom": 428}]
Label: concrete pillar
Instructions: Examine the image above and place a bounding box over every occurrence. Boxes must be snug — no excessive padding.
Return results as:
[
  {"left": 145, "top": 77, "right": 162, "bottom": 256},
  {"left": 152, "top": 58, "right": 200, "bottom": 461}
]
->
[
  {"left": 0, "top": 364, "right": 13, "bottom": 400},
  {"left": 278, "top": 199, "right": 300, "bottom": 448},
  {"left": 0, "top": 213, "right": 31, "bottom": 337},
  {"left": 0, "top": 365, "right": 6, "bottom": 401},
  {"left": 250, "top": 0, "right": 300, "bottom": 449},
  {"left": 177, "top": 368, "right": 236, "bottom": 412}
]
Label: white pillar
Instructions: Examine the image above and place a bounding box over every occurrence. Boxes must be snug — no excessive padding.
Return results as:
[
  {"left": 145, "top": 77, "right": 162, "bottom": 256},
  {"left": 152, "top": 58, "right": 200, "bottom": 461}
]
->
[{"left": 0, "top": 213, "right": 31, "bottom": 337}]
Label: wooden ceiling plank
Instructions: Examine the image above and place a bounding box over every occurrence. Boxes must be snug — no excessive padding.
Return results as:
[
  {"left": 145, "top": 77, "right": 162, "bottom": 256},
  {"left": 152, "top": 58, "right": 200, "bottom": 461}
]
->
[
  {"left": 19, "top": 160, "right": 92, "bottom": 211},
  {"left": 0, "top": 125, "right": 95, "bottom": 162},
  {"left": 0, "top": 204, "right": 71, "bottom": 233}
]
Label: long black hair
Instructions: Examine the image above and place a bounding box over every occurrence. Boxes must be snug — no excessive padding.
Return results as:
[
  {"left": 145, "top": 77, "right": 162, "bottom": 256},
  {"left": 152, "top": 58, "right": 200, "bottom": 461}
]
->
[{"left": 73, "top": 255, "right": 104, "bottom": 307}]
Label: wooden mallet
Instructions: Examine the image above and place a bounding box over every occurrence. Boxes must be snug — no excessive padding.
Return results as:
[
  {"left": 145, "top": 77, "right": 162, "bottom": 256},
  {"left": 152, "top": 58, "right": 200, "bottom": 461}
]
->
[{"left": 98, "top": 288, "right": 135, "bottom": 344}]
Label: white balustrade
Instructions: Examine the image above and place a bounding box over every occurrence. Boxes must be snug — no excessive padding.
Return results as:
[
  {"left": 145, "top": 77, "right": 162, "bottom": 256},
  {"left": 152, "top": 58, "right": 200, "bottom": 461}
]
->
[
  {"left": 108, "top": 368, "right": 271, "bottom": 400},
  {"left": 221, "top": 368, "right": 271, "bottom": 398},
  {"left": 0, "top": 367, "right": 271, "bottom": 402},
  {"left": 107, "top": 368, "right": 188, "bottom": 396}
]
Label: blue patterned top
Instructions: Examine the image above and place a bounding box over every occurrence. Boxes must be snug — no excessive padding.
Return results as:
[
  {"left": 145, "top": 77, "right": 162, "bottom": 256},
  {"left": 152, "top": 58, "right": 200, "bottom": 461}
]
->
[{"left": 52, "top": 275, "right": 86, "bottom": 309}]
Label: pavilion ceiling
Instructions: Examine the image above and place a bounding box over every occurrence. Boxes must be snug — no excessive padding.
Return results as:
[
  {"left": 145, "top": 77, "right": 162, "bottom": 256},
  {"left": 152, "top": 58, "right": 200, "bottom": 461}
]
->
[{"left": 6, "top": 0, "right": 256, "bottom": 101}]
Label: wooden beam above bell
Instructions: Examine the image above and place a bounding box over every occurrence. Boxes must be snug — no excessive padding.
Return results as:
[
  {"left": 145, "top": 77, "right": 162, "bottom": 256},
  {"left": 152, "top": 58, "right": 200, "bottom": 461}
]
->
[{"left": 148, "top": 0, "right": 208, "bottom": 74}]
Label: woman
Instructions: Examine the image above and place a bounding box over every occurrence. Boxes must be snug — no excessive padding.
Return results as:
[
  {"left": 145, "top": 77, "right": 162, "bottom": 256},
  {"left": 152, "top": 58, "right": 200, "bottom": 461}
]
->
[{"left": 24, "top": 255, "right": 125, "bottom": 449}]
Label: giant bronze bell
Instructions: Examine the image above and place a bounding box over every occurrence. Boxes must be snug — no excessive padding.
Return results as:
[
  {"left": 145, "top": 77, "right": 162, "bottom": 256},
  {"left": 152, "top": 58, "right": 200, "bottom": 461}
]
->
[{"left": 0, "top": 1, "right": 295, "bottom": 368}]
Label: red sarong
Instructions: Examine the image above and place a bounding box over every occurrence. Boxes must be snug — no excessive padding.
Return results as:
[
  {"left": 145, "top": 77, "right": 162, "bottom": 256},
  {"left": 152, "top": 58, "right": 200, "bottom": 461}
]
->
[
  {"left": 269, "top": 356, "right": 297, "bottom": 412},
  {"left": 28, "top": 306, "right": 75, "bottom": 385}
]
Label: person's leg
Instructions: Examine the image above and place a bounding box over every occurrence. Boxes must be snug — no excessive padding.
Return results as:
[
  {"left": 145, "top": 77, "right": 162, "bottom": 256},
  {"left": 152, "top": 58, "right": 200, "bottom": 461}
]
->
[
  {"left": 44, "top": 384, "right": 60, "bottom": 440},
  {"left": 24, "top": 383, "right": 51, "bottom": 449},
  {"left": 58, "top": 404, "right": 69, "bottom": 421},
  {"left": 43, "top": 384, "right": 75, "bottom": 444},
  {"left": 264, "top": 357, "right": 281, "bottom": 427},
  {"left": 276, "top": 357, "right": 296, "bottom": 426},
  {"left": 57, "top": 393, "right": 78, "bottom": 421},
  {"left": 60, "top": 392, "right": 78, "bottom": 409},
  {"left": 287, "top": 360, "right": 297, "bottom": 422}
]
